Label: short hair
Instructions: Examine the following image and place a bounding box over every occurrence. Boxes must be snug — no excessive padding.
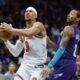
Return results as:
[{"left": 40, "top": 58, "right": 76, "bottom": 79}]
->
[{"left": 8, "top": 61, "right": 15, "bottom": 67}]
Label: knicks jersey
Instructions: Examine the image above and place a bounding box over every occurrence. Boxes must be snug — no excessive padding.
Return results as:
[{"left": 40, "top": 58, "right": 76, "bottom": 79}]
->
[
  {"left": 57, "top": 26, "right": 80, "bottom": 61},
  {"left": 21, "top": 36, "right": 47, "bottom": 65}
]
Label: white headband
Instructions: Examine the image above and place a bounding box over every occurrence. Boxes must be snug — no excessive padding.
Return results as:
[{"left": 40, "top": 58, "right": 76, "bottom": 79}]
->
[{"left": 26, "top": 7, "right": 37, "bottom": 18}]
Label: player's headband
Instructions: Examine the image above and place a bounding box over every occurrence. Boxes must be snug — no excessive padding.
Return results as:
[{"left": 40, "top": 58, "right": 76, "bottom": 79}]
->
[{"left": 26, "top": 7, "right": 37, "bottom": 18}]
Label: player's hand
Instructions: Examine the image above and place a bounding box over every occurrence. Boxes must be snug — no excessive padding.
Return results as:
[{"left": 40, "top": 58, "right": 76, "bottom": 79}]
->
[
  {"left": 0, "top": 25, "right": 4, "bottom": 31},
  {"left": 0, "top": 22, "right": 13, "bottom": 31},
  {"left": 41, "top": 67, "right": 54, "bottom": 77}
]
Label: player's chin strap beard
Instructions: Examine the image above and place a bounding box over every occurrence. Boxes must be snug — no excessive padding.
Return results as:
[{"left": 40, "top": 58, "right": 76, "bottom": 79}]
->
[
  {"left": 25, "top": 19, "right": 34, "bottom": 23},
  {"left": 66, "top": 21, "right": 75, "bottom": 25},
  {"left": 25, "top": 19, "right": 31, "bottom": 22}
]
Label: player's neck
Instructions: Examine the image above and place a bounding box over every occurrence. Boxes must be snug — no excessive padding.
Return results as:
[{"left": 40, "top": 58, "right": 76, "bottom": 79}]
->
[
  {"left": 67, "top": 22, "right": 78, "bottom": 27},
  {"left": 26, "top": 19, "right": 36, "bottom": 28},
  {"left": 70, "top": 23, "right": 78, "bottom": 27}
]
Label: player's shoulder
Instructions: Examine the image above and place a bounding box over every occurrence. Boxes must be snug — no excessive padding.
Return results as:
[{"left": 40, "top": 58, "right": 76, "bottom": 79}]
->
[
  {"left": 33, "top": 21, "right": 45, "bottom": 30},
  {"left": 62, "top": 26, "right": 74, "bottom": 37},
  {"left": 34, "top": 22, "right": 46, "bottom": 37},
  {"left": 64, "top": 25, "right": 73, "bottom": 31},
  {"left": 33, "top": 21, "right": 44, "bottom": 27}
]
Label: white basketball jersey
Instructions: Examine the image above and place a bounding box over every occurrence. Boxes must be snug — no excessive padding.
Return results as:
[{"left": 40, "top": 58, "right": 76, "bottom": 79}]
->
[{"left": 22, "top": 36, "right": 47, "bottom": 65}]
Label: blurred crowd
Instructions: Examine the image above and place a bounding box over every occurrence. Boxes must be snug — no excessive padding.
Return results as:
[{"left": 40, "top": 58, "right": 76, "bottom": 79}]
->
[{"left": 0, "top": 0, "right": 80, "bottom": 80}]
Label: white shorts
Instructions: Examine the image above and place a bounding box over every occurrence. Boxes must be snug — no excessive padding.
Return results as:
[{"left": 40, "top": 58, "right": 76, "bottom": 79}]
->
[{"left": 15, "top": 64, "right": 45, "bottom": 80}]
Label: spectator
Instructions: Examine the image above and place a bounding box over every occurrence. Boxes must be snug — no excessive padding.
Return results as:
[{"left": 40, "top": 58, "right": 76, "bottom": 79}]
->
[
  {"left": 0, "top": 62, "right": 5, "bottom": 80},
  {"left": 0, "top": 74, "right": 5, "bottom": 80},
  {"left": 4, "top": 62, "right": 16, "bottom": 80},
  {"left": 0, "top": 61, "right": 4, "bottom": 74}
]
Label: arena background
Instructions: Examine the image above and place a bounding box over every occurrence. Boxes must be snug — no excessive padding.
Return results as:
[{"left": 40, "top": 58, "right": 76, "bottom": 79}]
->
[{"left": 0, "top": 0, "right": 80, "bottom": 80}]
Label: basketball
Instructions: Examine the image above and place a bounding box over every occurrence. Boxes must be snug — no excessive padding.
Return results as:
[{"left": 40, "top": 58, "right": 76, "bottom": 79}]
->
[{"left": 0, "top": 31, "right": 12, "bottom": 40}]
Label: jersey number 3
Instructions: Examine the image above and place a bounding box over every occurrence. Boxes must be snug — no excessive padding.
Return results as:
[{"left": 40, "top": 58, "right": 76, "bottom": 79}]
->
[{"left": 24, "top": 41, "right": 30, "bottom": 52}]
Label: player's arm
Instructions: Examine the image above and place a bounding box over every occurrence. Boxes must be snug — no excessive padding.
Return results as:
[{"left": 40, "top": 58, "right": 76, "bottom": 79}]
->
[
  {"left": 47, "top": 36, "right": 56, "bottom": 51},
  {"left": 48, "top": 26, "right": 74, "bottom": 68},
  {"left": 1, "top": 22, "right": 45, "bottom": 37},
  {"left": 4, "top": 39, "right": 24, "bottom": 57},
  {"left": 41, "top": 26, "right": 74, "bottom": 76}
]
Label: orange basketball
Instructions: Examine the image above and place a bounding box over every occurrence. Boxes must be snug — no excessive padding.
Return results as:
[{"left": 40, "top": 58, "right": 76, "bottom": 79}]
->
[{"left": 0, "top": 31, "right": 12, "bottom": 40}]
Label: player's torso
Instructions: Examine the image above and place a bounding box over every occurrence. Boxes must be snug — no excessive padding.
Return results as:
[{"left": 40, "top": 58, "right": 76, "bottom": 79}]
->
[{"left": 22, "top": 35, "right": 47, "bottom": 65}]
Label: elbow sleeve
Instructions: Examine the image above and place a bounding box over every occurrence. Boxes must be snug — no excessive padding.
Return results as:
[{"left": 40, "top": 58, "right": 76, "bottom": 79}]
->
[
  {"left": 5, "top": 40, "right": 23, "bottom": 57},
  {"left": 48, "top": 47, "right": 65, "bottom": 68}
]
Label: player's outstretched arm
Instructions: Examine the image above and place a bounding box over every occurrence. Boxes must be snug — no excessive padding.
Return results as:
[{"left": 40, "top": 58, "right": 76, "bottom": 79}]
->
[
  {"left": 4, "top": 39, "right": 24, "bottom": 57},
  {"left": 1, "top": 22, "right": 46, "bottom": 37}
]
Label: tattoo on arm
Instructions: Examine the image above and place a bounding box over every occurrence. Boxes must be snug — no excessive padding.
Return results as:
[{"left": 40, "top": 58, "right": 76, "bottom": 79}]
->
[{"left": 60, "top": 26, "right": 74, "bottom": 48}]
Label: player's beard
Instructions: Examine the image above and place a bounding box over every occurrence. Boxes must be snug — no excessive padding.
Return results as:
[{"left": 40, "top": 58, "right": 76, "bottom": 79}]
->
[
  {"left": 25, "top": 18, "right": 32, "bottom": 22},
  {"left": 66, "top": 21, "right": 74, "bottom": 25},
  {"left": 66, "top": 18, "right": 76, "bottom": 25},
  {"left": 66, "top": 17, "right": 77, "bottom": 25}
]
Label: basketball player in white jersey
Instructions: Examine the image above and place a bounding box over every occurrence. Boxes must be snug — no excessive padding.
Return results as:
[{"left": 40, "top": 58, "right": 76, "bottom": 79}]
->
[{"left": 0, "top": 7, "right": 56, "bottom": 80}]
